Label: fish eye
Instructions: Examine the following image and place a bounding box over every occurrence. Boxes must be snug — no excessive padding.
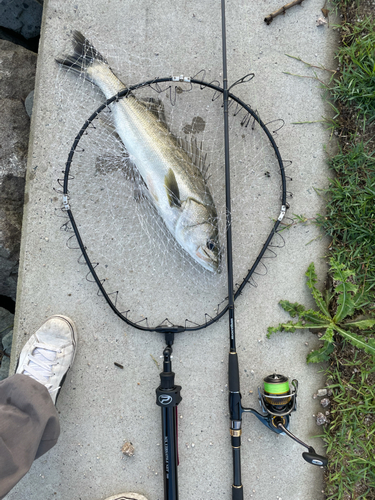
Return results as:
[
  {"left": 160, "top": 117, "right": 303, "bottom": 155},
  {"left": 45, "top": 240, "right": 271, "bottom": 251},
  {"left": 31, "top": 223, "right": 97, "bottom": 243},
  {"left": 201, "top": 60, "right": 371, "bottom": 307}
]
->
[{"left": 206, "top": 240, "right": 216, "bottom": 251}]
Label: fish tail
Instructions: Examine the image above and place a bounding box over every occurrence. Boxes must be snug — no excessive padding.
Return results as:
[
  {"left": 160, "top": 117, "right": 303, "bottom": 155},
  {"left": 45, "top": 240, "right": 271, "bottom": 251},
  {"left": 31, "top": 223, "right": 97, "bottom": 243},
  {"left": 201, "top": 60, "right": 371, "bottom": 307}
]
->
[{"left": 56, "top": 31, "right": 108, "bottom": 81}]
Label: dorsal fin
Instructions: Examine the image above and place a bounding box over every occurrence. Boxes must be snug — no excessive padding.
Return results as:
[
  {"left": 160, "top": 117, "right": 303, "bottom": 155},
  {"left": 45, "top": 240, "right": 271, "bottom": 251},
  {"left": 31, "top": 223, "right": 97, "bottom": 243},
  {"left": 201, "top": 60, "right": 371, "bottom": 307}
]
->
[
  {"left": 164, "top": 168, "right": 181, "bottom": 208},
  {"left": 177, "top": 136, "right": 210, "bottom": 181}
]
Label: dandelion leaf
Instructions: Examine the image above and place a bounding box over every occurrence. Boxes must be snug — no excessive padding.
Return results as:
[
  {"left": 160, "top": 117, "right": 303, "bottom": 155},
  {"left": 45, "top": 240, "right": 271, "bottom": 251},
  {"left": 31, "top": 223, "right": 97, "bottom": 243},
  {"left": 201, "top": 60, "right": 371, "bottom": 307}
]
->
[
  {"left": 320, "top": 327, "right": 335, "bottom": 342},
  {"left": 335, "top": 325, "right": 375, "bottom": 356},
  {"left": 344, "top": 318, "right": 375, "bottom": 330},
  {"left": 305, "top": 262, "right": 331, "bottom": 317},
  {"left": 306, "top": 340, "right": 335, "bottom": 364},
  {"left": 331, "top": 260, "right": 359, "bottom": 322},
  {"left": 279, "top": 300, "right": 306, "bottom": 318}
]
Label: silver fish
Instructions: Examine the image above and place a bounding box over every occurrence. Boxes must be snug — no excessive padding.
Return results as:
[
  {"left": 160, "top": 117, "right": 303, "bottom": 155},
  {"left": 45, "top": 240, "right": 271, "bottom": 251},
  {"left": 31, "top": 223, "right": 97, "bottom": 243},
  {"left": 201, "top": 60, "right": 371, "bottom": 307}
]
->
[{"left": 57, "top": 31, "right": 220, "bottom": 272}]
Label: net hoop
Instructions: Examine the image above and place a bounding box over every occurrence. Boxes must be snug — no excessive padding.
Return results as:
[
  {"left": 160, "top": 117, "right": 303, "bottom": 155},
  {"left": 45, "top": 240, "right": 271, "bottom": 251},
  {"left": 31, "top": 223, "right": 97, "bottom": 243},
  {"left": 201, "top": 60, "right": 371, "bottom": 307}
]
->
[{"left": 62, "top": 76, "right": 287, "bottom": 334}]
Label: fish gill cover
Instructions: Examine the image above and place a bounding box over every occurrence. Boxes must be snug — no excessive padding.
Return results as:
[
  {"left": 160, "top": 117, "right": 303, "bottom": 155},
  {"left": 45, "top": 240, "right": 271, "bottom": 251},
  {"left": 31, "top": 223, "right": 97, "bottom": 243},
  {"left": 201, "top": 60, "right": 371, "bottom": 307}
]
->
[{"left": 55, "top": 31, "right": 289, "bottom": 330}]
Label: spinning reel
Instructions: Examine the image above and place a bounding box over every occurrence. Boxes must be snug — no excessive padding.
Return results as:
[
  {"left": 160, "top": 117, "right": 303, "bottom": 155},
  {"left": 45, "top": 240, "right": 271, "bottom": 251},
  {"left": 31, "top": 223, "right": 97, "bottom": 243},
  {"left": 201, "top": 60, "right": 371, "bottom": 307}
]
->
[{"left": 234, "top": 373, "right": 328, "bottom": 467}]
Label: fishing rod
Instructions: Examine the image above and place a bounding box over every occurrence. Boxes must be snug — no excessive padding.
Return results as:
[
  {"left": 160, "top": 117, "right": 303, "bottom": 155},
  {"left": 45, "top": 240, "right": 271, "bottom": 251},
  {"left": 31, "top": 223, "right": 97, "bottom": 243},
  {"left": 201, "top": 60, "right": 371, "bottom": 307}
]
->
[
  {"left": 219, "top": 0, "right": 243, "bottom": 495},
  {"left": 220, "top": 2, "right": 327, "bottom": 498}
]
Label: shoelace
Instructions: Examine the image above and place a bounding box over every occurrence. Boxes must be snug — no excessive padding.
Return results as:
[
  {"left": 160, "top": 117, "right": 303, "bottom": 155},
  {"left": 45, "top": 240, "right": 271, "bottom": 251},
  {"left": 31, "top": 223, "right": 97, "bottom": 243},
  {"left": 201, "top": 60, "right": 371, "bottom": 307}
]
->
[{"left": 22, "top": 342, "right": 62, "bottom": 395}]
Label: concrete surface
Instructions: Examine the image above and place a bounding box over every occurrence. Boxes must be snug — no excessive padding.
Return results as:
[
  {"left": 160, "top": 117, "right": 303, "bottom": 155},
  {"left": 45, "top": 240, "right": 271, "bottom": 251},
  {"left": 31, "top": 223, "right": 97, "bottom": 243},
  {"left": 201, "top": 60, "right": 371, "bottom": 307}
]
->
[{"left": 9, "top": 1, "right": 338, "bottom": 499}]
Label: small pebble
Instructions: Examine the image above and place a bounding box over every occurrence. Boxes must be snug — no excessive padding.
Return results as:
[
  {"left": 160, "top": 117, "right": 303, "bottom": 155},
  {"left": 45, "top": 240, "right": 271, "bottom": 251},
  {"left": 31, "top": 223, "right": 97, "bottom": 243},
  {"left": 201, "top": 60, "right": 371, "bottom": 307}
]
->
[
  {"left": 320, "top": 398, "right": 330, "bottom": 408},
  {"left": 121, "top": 442, "right": 135, "bottom": 457},
  {"left": 316, "top": 412, "right": 328, "bottom": 425},
  {"left": 317, "top": 389, "right": 327, "bottom": 397}
]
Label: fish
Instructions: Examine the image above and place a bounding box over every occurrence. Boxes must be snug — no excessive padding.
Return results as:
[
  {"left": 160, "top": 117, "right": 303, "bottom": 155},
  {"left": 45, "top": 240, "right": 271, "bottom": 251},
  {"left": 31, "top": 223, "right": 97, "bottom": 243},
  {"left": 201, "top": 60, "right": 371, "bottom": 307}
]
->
[{"left": 56, "top": 31, "right": 220, "bottom": 273}]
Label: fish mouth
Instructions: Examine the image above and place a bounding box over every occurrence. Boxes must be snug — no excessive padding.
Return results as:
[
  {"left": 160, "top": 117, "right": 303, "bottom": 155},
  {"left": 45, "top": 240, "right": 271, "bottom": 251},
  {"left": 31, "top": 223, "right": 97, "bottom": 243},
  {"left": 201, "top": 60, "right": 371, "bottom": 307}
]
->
[{"left": 196, "top": 247, "right": 220, "bottom": 273}]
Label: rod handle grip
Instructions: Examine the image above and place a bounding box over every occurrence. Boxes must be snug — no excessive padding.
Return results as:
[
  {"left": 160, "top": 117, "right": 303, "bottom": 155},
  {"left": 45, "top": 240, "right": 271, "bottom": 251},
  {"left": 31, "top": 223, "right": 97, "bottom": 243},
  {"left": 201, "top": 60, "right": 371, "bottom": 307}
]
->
[{"left": 228, "top": 352, "right": 240, "bottom": 392}]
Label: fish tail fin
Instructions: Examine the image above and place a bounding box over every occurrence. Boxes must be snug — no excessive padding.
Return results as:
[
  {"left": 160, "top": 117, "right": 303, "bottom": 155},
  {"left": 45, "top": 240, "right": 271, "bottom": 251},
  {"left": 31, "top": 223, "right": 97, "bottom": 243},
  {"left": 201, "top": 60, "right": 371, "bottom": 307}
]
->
[{"left": 56, "top": 31, "right": 108, "bottom": 81}]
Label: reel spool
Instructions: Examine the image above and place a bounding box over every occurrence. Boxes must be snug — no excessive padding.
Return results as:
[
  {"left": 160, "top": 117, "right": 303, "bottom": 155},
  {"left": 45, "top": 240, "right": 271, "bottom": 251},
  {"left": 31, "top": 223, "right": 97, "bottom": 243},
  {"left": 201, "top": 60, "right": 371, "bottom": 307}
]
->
[{"left": 259, "top": 373, "right": 298, "bottom": 417}]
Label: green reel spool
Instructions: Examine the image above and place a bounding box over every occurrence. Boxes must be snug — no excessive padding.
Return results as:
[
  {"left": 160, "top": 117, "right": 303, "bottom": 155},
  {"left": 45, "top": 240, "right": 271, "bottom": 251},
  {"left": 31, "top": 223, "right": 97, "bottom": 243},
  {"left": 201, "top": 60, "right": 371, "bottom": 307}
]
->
[{"left": 263, "top": 374, "right": 292, "bottom": 408}]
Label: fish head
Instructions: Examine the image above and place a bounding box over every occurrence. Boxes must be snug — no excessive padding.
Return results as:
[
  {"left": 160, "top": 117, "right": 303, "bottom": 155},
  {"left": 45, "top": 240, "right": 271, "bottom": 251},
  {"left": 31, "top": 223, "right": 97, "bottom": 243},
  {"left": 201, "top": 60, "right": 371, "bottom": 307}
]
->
[{"left": 176, "top": 198, "right": 220, "bottom": 273}]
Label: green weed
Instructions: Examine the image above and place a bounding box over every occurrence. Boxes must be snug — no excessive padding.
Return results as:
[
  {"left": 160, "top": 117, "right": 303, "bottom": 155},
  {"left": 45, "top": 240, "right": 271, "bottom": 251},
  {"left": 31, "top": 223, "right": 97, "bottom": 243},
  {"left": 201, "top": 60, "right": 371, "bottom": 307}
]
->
[
  {"left": 267, "top": 259, "right": 375, "bottom": 363},
  {"left": 323, "top": 345, "right": 375, "bottom": 499},
  {"left": 316, "top": 142, "right": 375, "bottom": 296},
  {"left": 332, "top": 18, "right": 375, "bottom": 128}
]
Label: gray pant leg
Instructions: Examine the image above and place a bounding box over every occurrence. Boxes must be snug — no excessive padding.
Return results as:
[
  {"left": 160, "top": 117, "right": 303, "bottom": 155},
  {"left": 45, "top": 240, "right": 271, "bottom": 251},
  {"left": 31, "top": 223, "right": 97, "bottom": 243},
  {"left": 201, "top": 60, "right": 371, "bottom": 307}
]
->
[{"left": 0, "top": 374, "right": 60, "bottom": 499}]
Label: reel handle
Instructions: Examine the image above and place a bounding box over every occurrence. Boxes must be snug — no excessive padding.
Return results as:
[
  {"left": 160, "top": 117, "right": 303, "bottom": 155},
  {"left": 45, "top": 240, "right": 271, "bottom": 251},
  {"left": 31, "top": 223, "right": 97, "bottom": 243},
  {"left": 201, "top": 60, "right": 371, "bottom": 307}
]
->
[
  {"left": 302, "top": 448, "right": 328, "bottom": 467},
  {"left": 277, "top": 422, "right": 328, "bottom": 467}
]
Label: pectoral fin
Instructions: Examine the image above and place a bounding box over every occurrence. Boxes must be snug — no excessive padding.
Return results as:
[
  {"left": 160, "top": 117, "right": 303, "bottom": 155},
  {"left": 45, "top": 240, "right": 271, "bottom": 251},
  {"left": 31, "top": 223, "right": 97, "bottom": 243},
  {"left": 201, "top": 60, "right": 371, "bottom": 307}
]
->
[{"left": 164, "top": 168, "right": 181, "bottom": 208}]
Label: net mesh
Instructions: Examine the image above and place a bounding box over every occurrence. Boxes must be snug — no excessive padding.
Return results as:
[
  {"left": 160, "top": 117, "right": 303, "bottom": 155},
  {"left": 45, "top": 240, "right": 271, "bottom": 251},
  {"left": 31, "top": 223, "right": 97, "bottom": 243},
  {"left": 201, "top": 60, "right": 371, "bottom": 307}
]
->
[{"left": 56, "top": 33, "right": 288, "bottom": 329}]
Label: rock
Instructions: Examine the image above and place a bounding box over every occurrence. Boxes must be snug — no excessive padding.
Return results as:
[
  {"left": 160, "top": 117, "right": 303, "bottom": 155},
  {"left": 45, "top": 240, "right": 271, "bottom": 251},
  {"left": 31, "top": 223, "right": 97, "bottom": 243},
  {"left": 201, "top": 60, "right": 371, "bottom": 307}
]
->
[
  {"left": 317, "top": 389, "right": 327, "bottom": 397},
  {"left": 0, "top": 307, "right": 14, "bottom": 381},
  {"left": 0, "top": 308, "right": 14, "bottom": 340},
  {"left": 320, "top": 398, "right": 330, "bottom": 408},
  {"left": 316, "top": 412, "right": 329, "bottom": 425},
  {"left": 0, "top": 40, "right": 37, "bottom": 300},
  {"left": 2, "top": 331, "right": 13, "bottom": 355},
  {"left": 0, "top": 40, "right": 38, "bottom": 100},
  {"left": 0, "top": 1, "right": 43, "bottom": 40},
  {"left": 25, "top": 90, "right": 34, "bottom": 118},
  {"left": 0, "top": 357, "right": 10, "bottom": 381}
]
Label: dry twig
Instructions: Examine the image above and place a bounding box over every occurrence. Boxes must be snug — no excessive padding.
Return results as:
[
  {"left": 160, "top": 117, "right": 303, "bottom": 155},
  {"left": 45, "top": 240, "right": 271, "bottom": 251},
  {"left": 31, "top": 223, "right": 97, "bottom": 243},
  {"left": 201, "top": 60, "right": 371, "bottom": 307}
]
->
[{"left": 264, "top": 0, "right": 305, "bottom": 25}]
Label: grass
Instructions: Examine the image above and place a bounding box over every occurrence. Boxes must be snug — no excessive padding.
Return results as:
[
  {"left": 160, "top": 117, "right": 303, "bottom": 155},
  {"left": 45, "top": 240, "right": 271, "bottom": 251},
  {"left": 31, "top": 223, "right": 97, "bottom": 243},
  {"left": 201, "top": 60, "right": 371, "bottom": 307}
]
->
[
  {"left": 316, "top": 142, "right": 375, "bottom": 297},
  {"left": 316, "top": 4, "right": 375, "bottom": 499},
  {"left": 323, "top": 344, "right": 375, "bottom": 500},
  {"left": 331, "top": 18, "right": 375, "bottom": 128},
  {"left": 277, "top": 2, "right": 375, "bottom": 498}
]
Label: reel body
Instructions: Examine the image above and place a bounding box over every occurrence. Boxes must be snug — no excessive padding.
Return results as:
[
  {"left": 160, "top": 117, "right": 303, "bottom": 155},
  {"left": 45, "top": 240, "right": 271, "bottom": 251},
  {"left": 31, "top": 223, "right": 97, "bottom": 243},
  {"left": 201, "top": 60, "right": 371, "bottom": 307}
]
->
[
  {"left": 256, "top": 373, "right": 298, "bottom": 433},
  {"left": 235, "top": 373, "right": 328, "bottom": 467}
]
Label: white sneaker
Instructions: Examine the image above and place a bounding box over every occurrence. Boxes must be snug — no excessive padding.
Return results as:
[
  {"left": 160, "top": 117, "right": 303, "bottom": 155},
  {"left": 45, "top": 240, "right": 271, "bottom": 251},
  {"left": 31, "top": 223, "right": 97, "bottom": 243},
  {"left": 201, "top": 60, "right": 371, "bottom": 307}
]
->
[
  {"left": 103, "top": 495, "right": 148, "bottom": 500},
  {"left": 16, "top": 315, "right": 77, "bottom": 404}
]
